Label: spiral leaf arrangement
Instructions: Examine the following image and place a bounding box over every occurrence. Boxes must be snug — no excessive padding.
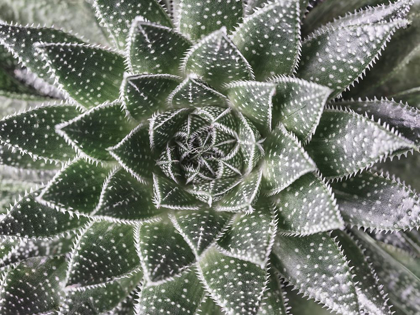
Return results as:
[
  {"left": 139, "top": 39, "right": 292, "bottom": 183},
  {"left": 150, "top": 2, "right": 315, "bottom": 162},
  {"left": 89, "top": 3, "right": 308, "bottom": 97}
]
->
[{"left": 0, "top": 0, "right": 420, "bottom": 314}]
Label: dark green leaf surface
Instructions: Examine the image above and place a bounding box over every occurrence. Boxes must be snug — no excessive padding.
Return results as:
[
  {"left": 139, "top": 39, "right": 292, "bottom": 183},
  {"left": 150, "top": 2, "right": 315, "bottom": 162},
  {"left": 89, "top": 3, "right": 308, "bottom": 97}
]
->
[{"left": 257, "top": 269, "right": 288, "bottom": 315}]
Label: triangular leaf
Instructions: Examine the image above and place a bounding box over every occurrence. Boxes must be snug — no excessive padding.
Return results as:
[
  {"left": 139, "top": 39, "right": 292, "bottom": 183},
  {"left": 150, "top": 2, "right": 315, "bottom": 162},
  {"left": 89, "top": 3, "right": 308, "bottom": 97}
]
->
[
  {"left": 177, "top": 0, "right": 244, "bottom": 41},
  {"left": 38, "top": 158, "right": 110, "bottom": 213},
  {"left": 181, "top": 28, "right": 254, "bottom": 91},
  {"left": 271, "top": 76, "right": 332, "bottom": 142},
  {"left": 262, "top": 125, "right": 317, "bottom": 196},
  {"left": 137, "top": 217, "right": 195, "bottom": 283},
  {"left": 331, "top": 171, "right": 420, "bottom": 231},
  {"left": 272, "top": 172, "right": 344, "bottom": 236},
  {"left": 36, "top": 43, "right": 125, "bottom": 108},
  {"left": 197, "top": 247, "right": 267, "bottom": 315},
  {"left": 0, "top": 103, "right": 82, "bottom": 163},
  {"left": 93, "top": 0, "right": 172, "bottom": 48},
  {"left": 225, "top": 81, "right": 276, "bottom": 135},
  {"left": 138, "top": 267, "right": 204, "bottom": 314},
  {"left": 217, "top": 199, "right": 277, "bottom": 267},
  {"left": 305, "top": 109, "right": 415, "bottom": 178},
  {"left": 57, "top": 102, "right": 134, "bottom": 162},
  {"left": 232, "top": 0, "right": 300, "bottom": 80},
  {"left": 67, "top": 221, "right": 140, "bottom": 286},
  {"left": 127, "top": 20, "right": 191, "bottom": 76},
  {"left": 170, "top": 209, "right": 232, "bottom": 255},
  {"left": 257, "top": 269, "right": 288, "bottom": 315},
  {"left": 272, "top": 232, "right": 359, "bottom": 314},
  {"left": 122, "top": 74, "right": 181, "bottom": 122}
]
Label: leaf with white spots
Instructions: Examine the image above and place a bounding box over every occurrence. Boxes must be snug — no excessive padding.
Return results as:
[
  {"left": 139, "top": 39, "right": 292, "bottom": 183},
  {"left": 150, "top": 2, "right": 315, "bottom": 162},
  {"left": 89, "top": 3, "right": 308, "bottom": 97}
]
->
[
  {"left": 338, "top": 98, "right": 420, "bottom": 146},
  {"left": 298, "top": 1, "right": 410, "bottom": 97},
  {"left": 215, "top": 169, "right": 263, "bottom": 213},
  {"left": 232, "top": 0, "right": 300, "bottom": 80},
  {"left": 305, "top": 109, "right": 415, "bottom": 178},
  {"left": 0, "top": 23, "right": 82, "bottom": 81},
  {"left": 333, "top": 230, "right": 393, "bottom": 315},
  {"left": 93, "top": 0, "right": 172, "bottom": 49},
  {"left": 177, "top": 0, "right": 244, "bottom": 41},
  {"left": 57, "top": 102, "right": 134, "bottom": 162},
  {"left": 137, "top": 218, "right": 195, "bottom": 283},
  {"left": 168, "top": 75, "right": 228, "bottom": 108},
  {"left": 0, "top": 192, "right": 89, "bottom": 239},
  {"left": 122, "top": 74, "right": 181, "bottom": 122},
  {"left": 197, "top": 247, "right": 267, "bottom": 315},
  {"left": 0, "top": 256, "right": 66, "bottom": 315},
  {"left": 217, "top": 199, "right": 276, "bottom": 267},
  {"left": 225, "top": 81, "right": 276, "bottom": 134},
  {"left": 272, "top": 172, "right": 344, "bottom": 236},
  {"left": 67, "top": 221, "right": 140, "bottom": 286},
  {"left": 257, "top": 269, "right": 288, "bottom": 315},
  {"left": 0, "top": 103, "right": 82, "bottom": 163},
  {"left": 62, "top": 269, "right": 142, "bottom": 314},
  {"left": 181, "top": 28, "right": 254, "bottom": 91},
  {"left": 262, "top": 125, "right": 317, "bottom": 196},
  {"left": 196, "top": 295, "right": 224, "bottom": 315},
  {"left": 138, "top": 267, "right": 204, "bottom": 314},
  {"left": 0, "top": 178, "right": 36, "bottom": 214},
  {"left": 0, "top": 144, "right": 61, "bottom": 170},
  {"left": 127, "top": 20, "right": 191, "bottom": 76},
  {"left": 38, "top": 158, "right": 110, "bottom": 213},
  {"left": 331, "top": 171, "right": 420, "bottom": 231},
  {"left": 109, "top": 124, "right": 155, "bottom": 183},
  {"left": 272, "top": 232, "right": 359, "bottom": 315},
  {"left": 271, "top": 76, "right": 332, "bottom": 142},
  {"left": 93, "top": 168, "right": 163, "bottom": 221},
  {"left": 36, "top": 43, "right": 125, "bottom": 108},
  {"left": 170, "top": 209, "right": 232, "bottom": 255},
  {"left": 284, "top": 286, "right": 336, "bottom": 315}
]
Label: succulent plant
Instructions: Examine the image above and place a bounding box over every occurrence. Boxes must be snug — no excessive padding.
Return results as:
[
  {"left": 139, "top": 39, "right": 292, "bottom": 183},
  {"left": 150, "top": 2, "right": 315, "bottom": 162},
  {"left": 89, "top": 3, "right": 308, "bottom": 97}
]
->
[{"left": 0, "top": 0, "right": 420, "bottom": 314}]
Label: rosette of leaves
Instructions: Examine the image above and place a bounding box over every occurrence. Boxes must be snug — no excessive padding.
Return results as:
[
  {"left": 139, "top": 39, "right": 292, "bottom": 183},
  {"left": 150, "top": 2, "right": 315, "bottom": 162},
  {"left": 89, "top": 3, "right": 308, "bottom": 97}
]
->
[{"left": 0, "top": 0, "right": 420, "bottom": 314}]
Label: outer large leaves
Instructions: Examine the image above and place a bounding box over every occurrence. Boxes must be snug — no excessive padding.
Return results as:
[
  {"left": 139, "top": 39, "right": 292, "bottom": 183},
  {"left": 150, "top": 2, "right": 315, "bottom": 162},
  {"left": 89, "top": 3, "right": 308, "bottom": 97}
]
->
[
  {"left": 331, "top": 171, "right": 420, "bottom": 231},
  {"left": 36, "top": 43, "right": 125, "bottom": 108},
  {"left": 232, "top": 0, "right": 300, "bottom": 80},
  {"left": 305, "top": 109, "right": 415, "bottom": 178},
  {"left": 272, "top": 233, "right": 359, "bottom": 314}
]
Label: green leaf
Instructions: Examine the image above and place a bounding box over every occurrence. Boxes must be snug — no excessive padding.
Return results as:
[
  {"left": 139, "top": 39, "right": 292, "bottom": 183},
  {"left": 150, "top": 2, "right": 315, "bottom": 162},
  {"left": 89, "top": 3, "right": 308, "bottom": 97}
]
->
[
  {"left": 0, "top": 144, "right": 60, "bottom": 171},
  {"left": 232, "top": 0, "right": 300, "bottom": 80},
  {"left": 333, "top": 230, "right": 392, "bottom": 315},
  {"left": 108, "top": 124, "right": 155, "bottom": 184},
  {"left": 215, "top": 169, "right": 263, "bottom": 213},
  {"left": 217, "top": 199, "right": 276, "bottom": 267},
  {"left": 272, "top": 232, "right": 359, "bottom": 314},
  {"left": 0, "top": 192, "right": 89, "bottom": 239},
  {"left": 170, "top": 209, "right": 232, "bottom": 255},
  {"left": 57, "top": 102, "right": 134, "bottom": 162},
  {"left": 262, "top": 125, "right": 317, "bottom": 196},
  {"left": 284, "top": 286, "right": 336, "bottom": 315},
  {"left": 0, "top": 256, "right": 66, "bottom": 315},
  {"left": 337, "top": 98, "right": 420, "bottom": 146},
  {"left": 0, "top": 178, "right": 36, "bottom": 214},
  {"left": 331, "top": 171, "right": 420, "bottom": 231},
  {"left": 352, "top": 229, "right": 420, "bottom": 315},
  {"left": 196, "top": 295, "right": 224, "bottom": 315},
  {"left": 137, "top": 217, "right": 195, "bottom": 282},
  {"left": 122, "top": 74, "right": 181, "bottom": 122},
  {"left": 153, "top": 174, "right": 202, "bottom": 210},
  {"left": 272, "top": 172, "right": 344, "bottom": 235},
  {"left": 167, "top": 75, "right": 228, "bottom": 108},
  {"left": 176, "top": 0, "right": 244, "bottom": 41},
  {"left": 257, "top": 269, "right": 288, "bottom": 315},
  {"left": 62, "top": 270, "right": 142, "bottom": 315},
  {"left": 38, "top": 158, "right": 110, "bottom": 214},
  {"left": 271, "top": 76, "right": 332, "bottom": 142},
  {"left": 305, "top": 109, "right": 415, "bottom": 178},
  {"left": 93, "top": 168, "right": 163, "bottom": 222},
  {"left": 66, "top": 221, "right": 140, "bottom": 286},
  {"left": 181, "top": 28, "right": 254, "bottom": 91},
  {"left": 225, "top": 81, "right": 276, "bottom": 135},
  {"left": 127, "top": 20, "right": 191, "bottom": 76},
  {"left": 0, "top": 23, "right": 82, "bottom": 81},
  {"left": 36, "top": 43, "right": 125, "bottom": 108},
  {"left": 298, "top": 1, "right": 410, "bottom": 97},
  {"left": 93, "top": 0, "right": 172, "bottom": 49},
  {"left": 138, "top": 267, "right": 204, "bottom": 314},
  {"left": 197, "top": 247, "right": 267, "bottom": 315}
]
